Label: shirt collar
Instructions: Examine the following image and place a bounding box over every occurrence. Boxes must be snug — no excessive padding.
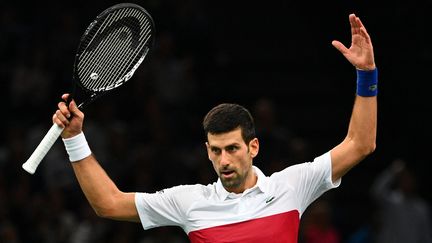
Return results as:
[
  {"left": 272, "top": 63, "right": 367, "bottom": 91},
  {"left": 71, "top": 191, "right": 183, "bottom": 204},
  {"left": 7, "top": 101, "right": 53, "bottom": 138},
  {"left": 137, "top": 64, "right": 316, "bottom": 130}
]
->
[{"left": 215, "top": 165, "right": 268, "bottom": 201}]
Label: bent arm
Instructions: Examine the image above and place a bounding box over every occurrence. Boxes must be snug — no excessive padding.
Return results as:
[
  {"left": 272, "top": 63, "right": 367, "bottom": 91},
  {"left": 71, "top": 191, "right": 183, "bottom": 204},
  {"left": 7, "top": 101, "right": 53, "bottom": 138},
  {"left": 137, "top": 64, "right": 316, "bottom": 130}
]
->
[
  {"left": 71, "top": 155, "right": 139, "bottom": 222},
  {"left": 54, "top": 93, "right": 139, "bottom": 222},
  {"left": 331, "top": 95, "right": 376, "bottom": 181},
  {"left": 330, "top": 13, "right": 377, "bottom": 182}
]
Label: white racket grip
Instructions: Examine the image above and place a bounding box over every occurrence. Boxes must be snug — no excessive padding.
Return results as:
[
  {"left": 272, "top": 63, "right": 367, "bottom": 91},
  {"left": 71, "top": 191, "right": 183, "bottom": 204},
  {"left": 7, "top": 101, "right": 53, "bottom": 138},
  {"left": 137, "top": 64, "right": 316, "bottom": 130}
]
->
[{"left": 22, "top": 124, "right": 65, "bottom": 174}]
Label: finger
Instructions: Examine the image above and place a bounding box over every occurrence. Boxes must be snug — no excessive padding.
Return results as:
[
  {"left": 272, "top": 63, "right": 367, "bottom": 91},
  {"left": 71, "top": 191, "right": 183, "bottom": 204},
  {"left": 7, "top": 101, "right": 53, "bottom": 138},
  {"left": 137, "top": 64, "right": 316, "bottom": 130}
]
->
[
  {"left": 69, "top": 99, "right": 83, "bottom": 118},
  {"left": 356, "top": 16, "right": 365, "bottom": 29},
  {"left": 349, "top": 14, "right": 359, "bottom": 36},
  {"left": 54, "top": 110, "right": 70, "bottom": 126},
  {"left": 58, "top": 101, "right": 71, "bottom": 119},
  {"left": 332, "top": 40, "right": 349, "bottom": 54},
  {"left": 61, "top": 93, "right": 70, "bottom": 102},
  {"left": 359, "top": 27, "right": 372, "bottom": 44},
  {"left": 52, "top": 113, "right": 63, "bottom": 127}
]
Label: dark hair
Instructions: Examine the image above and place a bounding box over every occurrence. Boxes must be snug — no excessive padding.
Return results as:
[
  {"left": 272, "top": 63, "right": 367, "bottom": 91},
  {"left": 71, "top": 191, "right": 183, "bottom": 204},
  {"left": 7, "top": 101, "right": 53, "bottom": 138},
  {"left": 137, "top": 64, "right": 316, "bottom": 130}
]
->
[{"left": 203, "top": 103, "right": 256, "bottom": 143}]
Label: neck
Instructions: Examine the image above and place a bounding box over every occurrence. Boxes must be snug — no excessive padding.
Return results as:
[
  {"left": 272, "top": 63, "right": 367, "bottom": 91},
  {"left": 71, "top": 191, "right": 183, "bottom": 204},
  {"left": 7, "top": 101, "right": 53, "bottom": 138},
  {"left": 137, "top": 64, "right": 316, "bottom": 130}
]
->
[{"left": 226, "top": 168, "right": 258, "bottom": 194}]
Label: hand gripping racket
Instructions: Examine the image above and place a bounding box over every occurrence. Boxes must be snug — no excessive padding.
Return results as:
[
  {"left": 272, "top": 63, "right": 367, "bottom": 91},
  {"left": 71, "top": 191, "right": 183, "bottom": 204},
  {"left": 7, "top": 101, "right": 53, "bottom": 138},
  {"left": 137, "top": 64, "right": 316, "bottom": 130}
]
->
[{"left": 22, "top": 3, "right": 156, "bottom": 174}]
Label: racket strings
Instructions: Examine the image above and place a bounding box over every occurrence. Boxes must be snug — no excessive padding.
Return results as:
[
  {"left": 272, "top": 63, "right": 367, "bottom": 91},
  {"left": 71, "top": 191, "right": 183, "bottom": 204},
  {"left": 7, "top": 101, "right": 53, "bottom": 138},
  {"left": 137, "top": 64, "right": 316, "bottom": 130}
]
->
[
  {"left": 80, "top": 10, "right": 126, "bottom": 87},
  {"left": 103, "top": 10, "right": 152, "bottom": 88},
  {"left": 79, "top": 8, "right": 134, "bottom": 81},
  {"left": 77, "top": 7, "right": 153, "bottom": 91},
  {"left": 89, "top": 8, "right": 137, "bottom": 88},
  {"left": 79, "top": 8, "right": 147, "bottom": 89}
]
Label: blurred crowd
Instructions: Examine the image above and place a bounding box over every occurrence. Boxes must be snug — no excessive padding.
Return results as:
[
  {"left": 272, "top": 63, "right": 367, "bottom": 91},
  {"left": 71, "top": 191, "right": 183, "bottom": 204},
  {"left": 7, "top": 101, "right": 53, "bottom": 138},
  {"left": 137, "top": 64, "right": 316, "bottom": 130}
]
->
[{"left": 1, "top": 1, "right": 431, "bottom": 242}]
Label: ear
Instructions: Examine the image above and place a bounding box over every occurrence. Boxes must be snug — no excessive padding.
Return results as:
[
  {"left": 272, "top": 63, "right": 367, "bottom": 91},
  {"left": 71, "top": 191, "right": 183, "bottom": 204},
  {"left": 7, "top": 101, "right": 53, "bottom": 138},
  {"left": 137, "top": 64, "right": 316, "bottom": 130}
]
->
[
  {"left": 249, "top": 138, "right": 259, "bottom": 158},
  {"left": 205, "top": 142, "right": 212, "bottom": 161}
]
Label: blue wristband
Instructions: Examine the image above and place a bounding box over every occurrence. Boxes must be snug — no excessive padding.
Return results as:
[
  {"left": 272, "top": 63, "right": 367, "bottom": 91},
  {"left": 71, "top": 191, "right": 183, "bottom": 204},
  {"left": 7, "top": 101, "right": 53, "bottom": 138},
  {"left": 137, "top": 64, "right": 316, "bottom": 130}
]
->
[{"left": 356, "top": 68, "right": 378, "bottom": 97}]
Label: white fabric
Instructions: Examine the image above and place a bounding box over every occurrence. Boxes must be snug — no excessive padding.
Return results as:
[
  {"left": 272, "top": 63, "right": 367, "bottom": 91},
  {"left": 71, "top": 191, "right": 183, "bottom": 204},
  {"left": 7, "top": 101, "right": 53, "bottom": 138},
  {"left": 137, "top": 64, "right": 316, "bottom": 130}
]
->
[
  {"left": 135, "top": 151, "right": 340, "bottom": 234},
  {"left": 62, "top": 132, "right": 92, "bottom": 162}
]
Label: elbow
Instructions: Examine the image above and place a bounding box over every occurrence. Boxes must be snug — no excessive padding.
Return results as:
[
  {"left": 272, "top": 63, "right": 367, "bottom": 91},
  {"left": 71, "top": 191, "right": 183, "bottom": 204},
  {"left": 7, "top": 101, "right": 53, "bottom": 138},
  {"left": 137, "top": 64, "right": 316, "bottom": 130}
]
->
[
  {"left": 94, "top": 206, "right": 129, "bottom": 221},
  {"left": 90, "top": 196, "right": 120, "bottom": 219},
  {"left": 369, "top": 142, "right": 377, "bottom": 154},
  {"left": 359, "top": 141, "right": 376, "bottom": 157},
  {"left": 344, "top": 135, "right": 376, "bottom": 159},
  {"left": 366, "top": 139, "right": 377, "bottom": 155},
  {"left": 93, "top": 205, "right": 117, "bottom": 219},
  {"left": 91, "top": 192, "right": 135, "bottom": 221},
  {"left": 346, "top": 132, "right": 376, "bottom": 158}
]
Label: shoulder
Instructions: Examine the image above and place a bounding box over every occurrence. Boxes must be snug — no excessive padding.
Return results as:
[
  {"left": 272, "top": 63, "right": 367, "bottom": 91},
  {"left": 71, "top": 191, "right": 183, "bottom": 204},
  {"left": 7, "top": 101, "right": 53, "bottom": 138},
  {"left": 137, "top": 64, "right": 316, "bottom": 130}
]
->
[
  {"left": 268, "top": 152, "right": 332, "bottom": 183},
  {"left": 276, "top": 152, "right": 331, "bottom": 173},
  {"left": 156, "top": 183, "right": 214, "bottom": 199},
  {"left": 269, "top": 162, "right": 309, "bottom": 180}
]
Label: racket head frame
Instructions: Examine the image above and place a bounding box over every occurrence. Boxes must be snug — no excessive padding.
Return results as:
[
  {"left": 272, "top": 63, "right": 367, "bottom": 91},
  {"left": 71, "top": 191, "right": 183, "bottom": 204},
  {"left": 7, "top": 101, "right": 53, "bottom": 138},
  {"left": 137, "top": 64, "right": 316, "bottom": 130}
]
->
[{"left": 71, "top": 3, "right": 156, "bottom": 109}]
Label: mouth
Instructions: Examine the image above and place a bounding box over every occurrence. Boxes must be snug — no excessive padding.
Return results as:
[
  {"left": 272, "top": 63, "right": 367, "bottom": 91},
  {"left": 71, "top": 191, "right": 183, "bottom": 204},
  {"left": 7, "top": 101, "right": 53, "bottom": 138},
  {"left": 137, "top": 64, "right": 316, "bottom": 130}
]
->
[{"left": 221, "top": 170, "right": 235, "bottom": 178}]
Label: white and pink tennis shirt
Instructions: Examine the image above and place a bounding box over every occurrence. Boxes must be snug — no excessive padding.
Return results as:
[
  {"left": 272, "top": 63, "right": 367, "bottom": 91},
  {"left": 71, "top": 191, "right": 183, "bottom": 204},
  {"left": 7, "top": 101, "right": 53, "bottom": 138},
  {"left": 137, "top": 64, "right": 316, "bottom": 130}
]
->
[{"left": 135, "top": 151, "right": 340, "bottom": 242}]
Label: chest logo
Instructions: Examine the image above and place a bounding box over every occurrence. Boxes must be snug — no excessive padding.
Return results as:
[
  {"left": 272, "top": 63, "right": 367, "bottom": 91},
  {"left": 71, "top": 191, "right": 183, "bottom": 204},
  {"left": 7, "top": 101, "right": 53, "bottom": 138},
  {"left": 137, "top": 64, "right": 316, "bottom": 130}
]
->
[{"left": 265, "top": 196, "right": 275, "bottom": 204}]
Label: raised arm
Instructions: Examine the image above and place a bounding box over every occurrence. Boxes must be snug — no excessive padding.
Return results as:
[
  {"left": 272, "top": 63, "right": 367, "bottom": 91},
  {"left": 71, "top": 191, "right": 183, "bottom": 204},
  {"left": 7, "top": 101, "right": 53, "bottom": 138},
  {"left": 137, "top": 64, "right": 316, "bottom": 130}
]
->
[
  {"left": 330, "top": 13, "right": 377, "bottom": 182},
  {"left": 53, "top": 93, "right": 139, "bottom": 222}
]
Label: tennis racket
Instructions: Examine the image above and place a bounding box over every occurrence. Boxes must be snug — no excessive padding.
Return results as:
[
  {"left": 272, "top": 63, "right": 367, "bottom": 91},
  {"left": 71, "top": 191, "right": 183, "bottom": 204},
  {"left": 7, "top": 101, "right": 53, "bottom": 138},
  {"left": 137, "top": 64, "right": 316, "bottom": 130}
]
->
[{"left": 22, "top": 3, "right": 156, "bottom": 174}]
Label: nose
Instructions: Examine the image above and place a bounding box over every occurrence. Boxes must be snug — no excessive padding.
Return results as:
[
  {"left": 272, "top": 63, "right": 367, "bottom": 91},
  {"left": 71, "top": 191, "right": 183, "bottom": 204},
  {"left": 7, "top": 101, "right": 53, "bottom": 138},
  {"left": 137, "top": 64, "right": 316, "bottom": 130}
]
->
[{"left": 219, "top": 150, "right": 231, "bottom": 167}]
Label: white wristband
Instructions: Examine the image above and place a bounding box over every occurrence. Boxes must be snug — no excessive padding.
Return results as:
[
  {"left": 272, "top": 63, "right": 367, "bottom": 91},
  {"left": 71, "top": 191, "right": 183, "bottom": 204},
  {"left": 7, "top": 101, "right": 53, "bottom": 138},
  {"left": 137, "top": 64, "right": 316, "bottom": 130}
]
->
[{"left": 62, "top": 132, "right": 92, "bottom": 162}]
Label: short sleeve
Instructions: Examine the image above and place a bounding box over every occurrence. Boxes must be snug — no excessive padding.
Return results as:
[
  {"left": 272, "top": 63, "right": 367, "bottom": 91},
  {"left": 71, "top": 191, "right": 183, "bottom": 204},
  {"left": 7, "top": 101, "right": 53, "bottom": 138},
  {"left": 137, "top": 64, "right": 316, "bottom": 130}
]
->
[
  {"left": 271, "top": 151, "right": 340, "bottom": 215},
  {"left": 135, "top": 184, "right": 203, "bottom": 230}
]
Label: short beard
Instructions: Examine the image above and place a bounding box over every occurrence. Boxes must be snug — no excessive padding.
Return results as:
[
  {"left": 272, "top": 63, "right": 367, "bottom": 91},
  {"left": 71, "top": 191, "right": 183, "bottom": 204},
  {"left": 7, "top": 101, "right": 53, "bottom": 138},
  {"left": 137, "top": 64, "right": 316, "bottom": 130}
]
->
[{"left": 220, "top": 167, "right": 250, "bottom": 192}]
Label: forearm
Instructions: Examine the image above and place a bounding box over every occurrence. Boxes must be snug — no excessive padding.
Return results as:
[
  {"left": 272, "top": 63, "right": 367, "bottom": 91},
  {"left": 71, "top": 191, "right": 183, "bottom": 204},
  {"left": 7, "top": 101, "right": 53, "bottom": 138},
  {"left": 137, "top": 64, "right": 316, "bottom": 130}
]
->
[
  {"left": 346, "top": 95, "right": 377, "bottom": 155},
  {"left": 54, "top": 96, "right": 138, "bottom": 221},
  {"left": 71, "top": 154, "right": 119, "bottom": 214},
  {"left": 346, "top": 68, "right": 378, "bottom": 155},
  {"left": 331, "top": 90, "right": 377, "bottom": 180},
  {"left": 71, "top": 154, "right": 138, "bottom": 221}
]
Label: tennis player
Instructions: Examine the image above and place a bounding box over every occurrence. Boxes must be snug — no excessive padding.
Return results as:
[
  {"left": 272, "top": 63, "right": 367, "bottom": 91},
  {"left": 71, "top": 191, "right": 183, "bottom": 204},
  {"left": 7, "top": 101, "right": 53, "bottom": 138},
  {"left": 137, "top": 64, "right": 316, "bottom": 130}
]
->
[{"left": 53, "top": 13, "right": 377, "bottom": 242}]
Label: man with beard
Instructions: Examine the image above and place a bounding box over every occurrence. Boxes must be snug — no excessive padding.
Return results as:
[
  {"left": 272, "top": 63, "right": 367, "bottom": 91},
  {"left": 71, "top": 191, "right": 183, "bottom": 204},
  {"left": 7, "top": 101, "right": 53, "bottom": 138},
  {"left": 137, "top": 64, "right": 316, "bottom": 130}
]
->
[{"left": 53, "top": 13, "right": 377, "bottom": 242}]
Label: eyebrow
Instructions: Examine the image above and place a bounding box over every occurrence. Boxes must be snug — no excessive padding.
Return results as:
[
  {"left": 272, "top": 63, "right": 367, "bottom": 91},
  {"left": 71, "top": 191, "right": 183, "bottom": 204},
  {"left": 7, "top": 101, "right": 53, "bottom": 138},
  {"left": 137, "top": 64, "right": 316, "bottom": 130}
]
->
[{"left": 209, "top": 143, "right": 240, "bottom": 150}]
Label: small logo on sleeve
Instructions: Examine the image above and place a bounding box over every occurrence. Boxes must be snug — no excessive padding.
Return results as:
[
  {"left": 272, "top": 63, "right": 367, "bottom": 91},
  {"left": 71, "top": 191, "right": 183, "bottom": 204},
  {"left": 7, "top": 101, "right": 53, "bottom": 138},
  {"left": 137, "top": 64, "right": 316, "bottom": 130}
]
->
[{"left": 156, "top": 189, "right": 165, "bottom": 194}]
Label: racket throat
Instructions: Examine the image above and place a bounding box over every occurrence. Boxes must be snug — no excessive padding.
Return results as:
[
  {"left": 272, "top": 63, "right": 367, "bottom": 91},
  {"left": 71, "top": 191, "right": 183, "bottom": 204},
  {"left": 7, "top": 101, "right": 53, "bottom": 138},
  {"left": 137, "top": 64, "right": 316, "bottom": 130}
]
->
[{"left": 78, "top": 93, "right": 98, "bottom": 109}]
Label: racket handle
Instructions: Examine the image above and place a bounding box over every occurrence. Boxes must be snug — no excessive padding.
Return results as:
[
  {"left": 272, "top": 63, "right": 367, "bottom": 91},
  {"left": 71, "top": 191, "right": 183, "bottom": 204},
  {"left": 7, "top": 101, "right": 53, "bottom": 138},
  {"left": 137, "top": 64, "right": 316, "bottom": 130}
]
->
[{"left": 22, "top": 124, "right": 65, "bottom": 174}]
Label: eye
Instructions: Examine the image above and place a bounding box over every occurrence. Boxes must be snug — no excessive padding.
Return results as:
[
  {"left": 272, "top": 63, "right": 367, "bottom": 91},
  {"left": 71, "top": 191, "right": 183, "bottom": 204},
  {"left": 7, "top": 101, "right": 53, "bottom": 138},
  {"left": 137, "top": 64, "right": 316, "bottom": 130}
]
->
[
  {"left": 226, "top": 145, "right": 239, "bottom": 152},
  {"left": 211, "top": 147, "right": 221, "bottom": 155}
]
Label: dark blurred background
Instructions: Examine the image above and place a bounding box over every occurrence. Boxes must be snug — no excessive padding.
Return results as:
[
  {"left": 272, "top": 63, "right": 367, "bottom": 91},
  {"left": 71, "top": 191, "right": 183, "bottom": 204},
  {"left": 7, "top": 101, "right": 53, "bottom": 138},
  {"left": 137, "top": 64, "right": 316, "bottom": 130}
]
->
[{"left": 1, "top": 0, "right": 431, "bottom": 242}]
